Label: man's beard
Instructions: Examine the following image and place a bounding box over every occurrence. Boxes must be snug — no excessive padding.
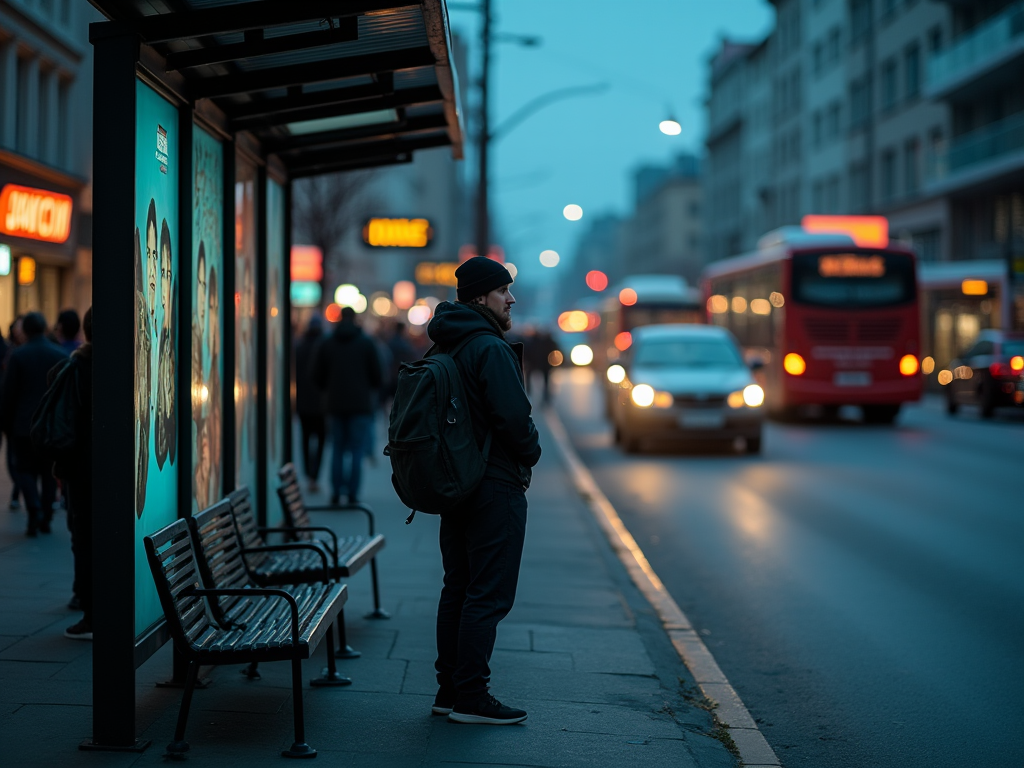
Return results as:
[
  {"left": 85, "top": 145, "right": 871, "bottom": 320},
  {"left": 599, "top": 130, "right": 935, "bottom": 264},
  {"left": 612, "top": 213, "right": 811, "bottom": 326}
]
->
[{"left": 498, "top": 310, "right": 512, "bottom": 332}]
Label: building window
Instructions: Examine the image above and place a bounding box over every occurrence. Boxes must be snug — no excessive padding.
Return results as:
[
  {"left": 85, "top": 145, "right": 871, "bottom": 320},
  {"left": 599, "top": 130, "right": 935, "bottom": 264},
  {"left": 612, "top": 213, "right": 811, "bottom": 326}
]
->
[
  {"left": 37, "top": 68, "right": 50, "bottom": 162},
  {"left": 904, "top": 43, "right": 920, "bottom": 100},
  {"left": 904, "top": 138, "right": 919, "bottom": 195},
  {"left": 911, "top": 229, "right": 939, "bottom": 262},
  {"left": 851, "top": 0, "right": 873, "bottom": 45},
  {"left": 827, "top": 175, "right": 841, "bottom": 213},
  {"left": 813, "top": 42, "right": 823, "bottom": 76},
  {"left": 828, "top": 28, "right": 841, "bottom": 65},
  {"left": 850, "top": 77, "right": 872, "bottom": 130},
  {"left": 15, "top": 55, "right": 30, "bottom": 154},
  {"left": 827, "top": 101, "right": 841, "bottom": 140},
  {"left": 881, "top": 58, "right": 898, "bottom": 112},
  {"left": 57, "top": 78, "right": 69, "bottom": 168},
  {"left": 813, "top": 180, "right": 825, "bottom": 212},
  {"left": 850, "top": 162, "right": 870, "bottom": 211},
  {"left": 881, "top": 149, "right": 897, "bottom": 202},
  {"left": 813, "top": 110, "right": 823, "bottom": 147}
]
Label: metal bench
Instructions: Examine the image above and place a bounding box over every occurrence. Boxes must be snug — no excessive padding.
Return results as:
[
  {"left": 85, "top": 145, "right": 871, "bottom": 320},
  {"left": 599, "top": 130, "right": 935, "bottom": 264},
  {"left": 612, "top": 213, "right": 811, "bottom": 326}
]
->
[
  {"left": 144, "top": 515, "right": 347, "bottom": 759},
  {"left": 276, "top": 462, "right": 389, "bottom": 622}
]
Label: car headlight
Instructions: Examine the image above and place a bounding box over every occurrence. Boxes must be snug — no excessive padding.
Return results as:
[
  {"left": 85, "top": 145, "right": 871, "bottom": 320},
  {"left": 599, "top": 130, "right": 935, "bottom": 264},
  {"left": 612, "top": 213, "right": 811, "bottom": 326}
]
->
[
  {"left": 631, "top": 384, "right": 655, "bottom": 407},
  {"left": 607, "top": 364, "right": 626, "bottom": 384},
  {"left": 653, "top": 391, "right": 674, "bottom": 408},
  {"left": 743, "top": 384, "right": 764, "bottom": 407},
  {"left": 728, "top": 385, "right": 765, "bottom": 408}
]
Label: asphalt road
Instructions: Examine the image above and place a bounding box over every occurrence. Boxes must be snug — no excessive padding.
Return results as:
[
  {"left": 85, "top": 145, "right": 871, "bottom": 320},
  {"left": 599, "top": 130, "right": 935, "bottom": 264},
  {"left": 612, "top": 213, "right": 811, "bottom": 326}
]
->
[{"left": 549, "top": 368, "right": 1024, "bottom": 768}]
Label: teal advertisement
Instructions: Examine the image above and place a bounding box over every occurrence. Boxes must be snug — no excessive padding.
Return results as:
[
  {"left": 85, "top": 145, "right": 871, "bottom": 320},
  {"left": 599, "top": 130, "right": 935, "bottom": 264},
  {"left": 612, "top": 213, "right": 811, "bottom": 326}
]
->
[
  {"left": 235, "top": 156, "right": 258, "bottom": 494},
  {"left": 134, "top": 80, "right": 179, "bottom": 637},
  {"left": 266, "top": 178, "right": 286, "bottom": 527},
  {"left": 192, "top": 126, "right": 224, "bottom": 513}
]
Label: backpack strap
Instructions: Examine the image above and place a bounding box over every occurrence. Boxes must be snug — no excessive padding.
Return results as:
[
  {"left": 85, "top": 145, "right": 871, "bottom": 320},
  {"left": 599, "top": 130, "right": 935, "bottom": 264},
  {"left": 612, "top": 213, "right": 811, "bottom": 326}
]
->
[{"left": 430, "top": 333, "right": 493, "bottom": 460}]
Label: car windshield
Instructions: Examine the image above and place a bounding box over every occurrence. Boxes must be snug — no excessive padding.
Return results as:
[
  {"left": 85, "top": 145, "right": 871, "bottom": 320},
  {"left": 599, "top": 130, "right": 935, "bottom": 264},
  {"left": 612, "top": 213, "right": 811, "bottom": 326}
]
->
[{"left": 633, "top": 338, "right": 744, "bottom": 368}]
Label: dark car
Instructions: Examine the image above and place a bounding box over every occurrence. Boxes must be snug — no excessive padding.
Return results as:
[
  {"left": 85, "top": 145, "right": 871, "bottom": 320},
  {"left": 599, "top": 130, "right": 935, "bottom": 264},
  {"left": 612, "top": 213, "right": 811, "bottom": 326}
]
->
[{"left": 945, "top": 330, "right": 1024, "bottom": 418}]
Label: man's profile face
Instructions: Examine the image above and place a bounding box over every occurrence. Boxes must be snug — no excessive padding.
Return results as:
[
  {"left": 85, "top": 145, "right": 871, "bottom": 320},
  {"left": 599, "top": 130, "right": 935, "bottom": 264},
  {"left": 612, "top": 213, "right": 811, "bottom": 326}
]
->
[
  {"left": 146, "top": 222, "right": 158, "bottom": 315},
  {"left": 477, "top": 283, "right": 515, "bottom": 332}
]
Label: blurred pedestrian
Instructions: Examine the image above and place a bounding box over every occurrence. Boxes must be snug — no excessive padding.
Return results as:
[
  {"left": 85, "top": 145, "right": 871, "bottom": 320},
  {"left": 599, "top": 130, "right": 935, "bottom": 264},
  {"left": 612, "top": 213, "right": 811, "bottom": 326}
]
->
[
  {"left": 55, "top": 308, "right": 93, "bottom": 639},
  {"left": 387, "top": 322, "right": 418, "bottom": 400},
  {"left": 531, "top": 329, "right": 559, "bottom": 403},
  {"left": 54, "top": 309, "right": 81, "bottom": 353},
  {"left": 425, "top": 256, "right": 541, "bottom": 725},
  {"left": 313, "top": 306, "right": 381, "bottom": 505},
  {"left": 0, "top": 312, "right": 67, "bottom": 535},
  {"left": 4, "top": 316, "right": 25, "bottom": 511},
  {"left": 294, "top": 315, "right": 326, "bottom": 492}
]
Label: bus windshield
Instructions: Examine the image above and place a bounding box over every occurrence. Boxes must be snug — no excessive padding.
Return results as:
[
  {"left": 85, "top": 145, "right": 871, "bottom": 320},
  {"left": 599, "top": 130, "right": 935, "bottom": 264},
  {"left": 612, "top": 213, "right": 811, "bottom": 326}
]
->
[
  {"left": 622, "top": 305, "right": 702, "bottom": 331},
  {"left": 791, "top": 252, "right": 915, "bottom": 308}
]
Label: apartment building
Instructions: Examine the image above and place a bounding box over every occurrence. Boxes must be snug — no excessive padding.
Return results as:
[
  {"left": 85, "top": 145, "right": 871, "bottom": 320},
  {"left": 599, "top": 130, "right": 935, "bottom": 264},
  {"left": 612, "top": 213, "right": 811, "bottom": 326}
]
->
[{"left": 0, "top": 0, "right": 101, "bottom": 331}]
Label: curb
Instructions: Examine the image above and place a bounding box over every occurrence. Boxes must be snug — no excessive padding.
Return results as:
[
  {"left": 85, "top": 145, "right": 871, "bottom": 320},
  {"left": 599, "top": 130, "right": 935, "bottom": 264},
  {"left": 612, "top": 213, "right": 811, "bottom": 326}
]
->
[{"left": 544, "top": 406, "right": 782, "bottom": 768}]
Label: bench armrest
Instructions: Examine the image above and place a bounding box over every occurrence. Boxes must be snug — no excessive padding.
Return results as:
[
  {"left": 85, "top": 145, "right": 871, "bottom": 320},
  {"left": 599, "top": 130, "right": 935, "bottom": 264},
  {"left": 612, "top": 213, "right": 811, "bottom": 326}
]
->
[
  {"left": 242, "top": 542, "right": 332, "bottom": 581},
  {"left": 305, "top": 502, "right": 377, "bottom": 536},
  {"left": 183, "top": 586, "right": 300, "bottom": 648},
  {"left": 259, "top": 525, "right": 339, "bottom": 558}
]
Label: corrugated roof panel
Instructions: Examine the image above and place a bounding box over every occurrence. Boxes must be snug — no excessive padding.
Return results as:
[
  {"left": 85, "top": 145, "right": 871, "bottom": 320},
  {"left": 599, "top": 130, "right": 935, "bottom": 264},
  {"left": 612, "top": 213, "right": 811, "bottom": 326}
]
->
[{"left": 394, "top": 66, "right": 438, "bottom": 89}]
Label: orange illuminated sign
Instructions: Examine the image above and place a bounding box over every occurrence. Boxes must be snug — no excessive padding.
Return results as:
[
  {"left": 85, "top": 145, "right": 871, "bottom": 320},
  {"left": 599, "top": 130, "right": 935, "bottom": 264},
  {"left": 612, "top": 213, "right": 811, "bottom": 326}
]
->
[
  {"left": 363, "top": 218, "right": 433, "bottom": 248},
  {"left": 17, "top": 256, "right": 36, "bottom": 286},
  {"left": 802, "top": 215, "right": 889, "bottom": 248},
  {"left": 290, "top": 245, "right": 323, "bottom": 282},
  {"left": 415, "top": 261, "right": 458, "bottom": 287},
  {"left": 818, "top": 254, "right": 886, "bottom": 278},
  {"left": 0, "top": 184, "right": 73, "bottom": 244}
]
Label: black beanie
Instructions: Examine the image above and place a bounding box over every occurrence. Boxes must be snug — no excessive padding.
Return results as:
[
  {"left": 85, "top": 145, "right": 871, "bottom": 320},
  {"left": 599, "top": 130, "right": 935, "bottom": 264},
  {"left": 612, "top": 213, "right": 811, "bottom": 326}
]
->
[{"left": 455, "top": 256, "right": 513, "bottom": 302}]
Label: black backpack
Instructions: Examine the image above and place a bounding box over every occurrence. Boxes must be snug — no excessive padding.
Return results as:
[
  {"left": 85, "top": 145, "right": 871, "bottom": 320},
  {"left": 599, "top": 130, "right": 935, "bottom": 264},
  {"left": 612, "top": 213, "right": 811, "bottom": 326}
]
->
[
  {"left": 30, "top": 357, "right": 80, "bottom": 463},
  {"left": 385, "top": 336, "right": 491, "bottom": 520}
]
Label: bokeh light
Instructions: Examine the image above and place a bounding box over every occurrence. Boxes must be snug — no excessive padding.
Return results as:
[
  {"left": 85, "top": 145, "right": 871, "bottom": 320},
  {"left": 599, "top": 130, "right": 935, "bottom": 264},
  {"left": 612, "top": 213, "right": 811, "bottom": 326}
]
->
[
  {"left": 659, "top": 119, "right": 682, "bottom": 136},
  {"left": 708, "top": 294, "right": 729, "bottom": 314},
  {"left": 630, "top": 383, "right": 654, "bottom": 407},
  {"left": 614, "top": 331, "right": 632, "bottom": 351},
  {"left": 783, "top": 353, "right": 806, "bottom": 376},
  {"left": 586, "top": 270, "right": 608, "bottom": 291},
  {"left": 548, "top": 350, "right": 563, "bottom": 367},
  {"left": 539, "top": 249, "right": 560, "bottom": 267},
  {"left": 407, "top": 304, "right": 431, "bottom": 326},
  {"left": 570, "top": 344, "right": 594, "bottom": 366},
  {"left": 731, "top": 296, "right": 747, "bottom": 313},
  {"left": 899, "top": 354, "right": 919, "bottom": 376},
  {"left": 607, "top": 364, "right": 626, "bottom": 384},
  {"left": 324, "top": 303, "right": 342, "bottom": 323},
  {"left": 393, "top": 280, "right": 416, "bottom": 310},
  {"left": 922, "top": 356, "right": 935, "bottom": 374},
  {"left": 506, "top": 262, "right": 518, "bottom": 279},
  {"left": 619, "top": 288, "right": 637, "bottom": 306},
  {"left": 563, "top": 204, "right": 583, "bottom": 221}
]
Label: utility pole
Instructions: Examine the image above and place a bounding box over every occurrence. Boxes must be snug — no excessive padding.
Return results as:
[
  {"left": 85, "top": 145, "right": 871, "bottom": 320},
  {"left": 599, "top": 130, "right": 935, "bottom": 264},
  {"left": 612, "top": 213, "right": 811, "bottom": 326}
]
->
[{"left": 474, "top": 0, "right": 492, "bottom": 258}]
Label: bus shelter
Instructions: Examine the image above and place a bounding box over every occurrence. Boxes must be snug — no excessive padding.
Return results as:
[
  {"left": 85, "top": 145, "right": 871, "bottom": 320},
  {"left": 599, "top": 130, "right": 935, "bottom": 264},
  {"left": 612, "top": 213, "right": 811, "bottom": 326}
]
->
[{"left": 85, "top": 0, "right": 462, "bottom": 750}]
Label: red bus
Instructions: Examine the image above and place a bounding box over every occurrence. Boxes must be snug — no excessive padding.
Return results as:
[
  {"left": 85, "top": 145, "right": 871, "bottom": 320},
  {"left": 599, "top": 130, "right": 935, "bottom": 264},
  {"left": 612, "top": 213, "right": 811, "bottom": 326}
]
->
[{"left": 701, "top": 218, "right": 921, "bottom": 423}]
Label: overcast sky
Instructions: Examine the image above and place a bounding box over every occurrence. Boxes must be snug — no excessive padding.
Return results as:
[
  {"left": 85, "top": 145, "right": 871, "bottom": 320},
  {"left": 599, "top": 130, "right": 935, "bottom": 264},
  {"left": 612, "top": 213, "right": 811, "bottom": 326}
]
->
[{"left": 448, "top": 0, "right": 774, "bottom": 288}]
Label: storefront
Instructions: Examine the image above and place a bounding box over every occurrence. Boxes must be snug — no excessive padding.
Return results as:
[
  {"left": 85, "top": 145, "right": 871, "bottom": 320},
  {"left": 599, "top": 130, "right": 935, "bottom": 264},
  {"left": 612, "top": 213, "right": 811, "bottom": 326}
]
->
[{"left": 0, "top": 156, "right": 86, "bottom": 334}]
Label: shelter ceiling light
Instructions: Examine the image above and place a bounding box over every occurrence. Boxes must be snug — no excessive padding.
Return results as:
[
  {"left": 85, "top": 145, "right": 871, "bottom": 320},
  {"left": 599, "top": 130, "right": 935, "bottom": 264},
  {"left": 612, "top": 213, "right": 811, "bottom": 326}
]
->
[{"left": 659, "top": 118, "right": 681, "bottom": 136}]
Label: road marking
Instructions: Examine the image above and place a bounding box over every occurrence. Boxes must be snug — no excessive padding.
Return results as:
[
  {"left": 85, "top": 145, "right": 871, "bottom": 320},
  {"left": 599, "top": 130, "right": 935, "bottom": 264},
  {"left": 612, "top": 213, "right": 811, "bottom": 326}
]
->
[{"left": 544, "top": 406, "right": 782, "bottom": 767}]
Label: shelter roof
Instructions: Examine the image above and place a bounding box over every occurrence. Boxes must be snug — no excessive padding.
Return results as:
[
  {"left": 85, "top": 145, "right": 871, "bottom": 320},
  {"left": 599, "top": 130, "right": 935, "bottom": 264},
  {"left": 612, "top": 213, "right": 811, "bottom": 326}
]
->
[{"left": 88, "top": 0, "right": 463, "bottom": 177}]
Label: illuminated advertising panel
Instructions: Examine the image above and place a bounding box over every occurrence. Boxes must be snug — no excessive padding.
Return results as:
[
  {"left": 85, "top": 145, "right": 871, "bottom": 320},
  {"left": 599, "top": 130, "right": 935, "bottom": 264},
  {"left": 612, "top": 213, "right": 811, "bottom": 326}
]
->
[
  {"left": 0, "top": 184, "right": 73, "bottom": 243},
  {"left": 192, "top": 126, "right": 224, "bottom": 513},
  {"left": 363, "top": 217, "right": 433, "bottom": 247},
  {"left": 134, "top": 81, "right": 179, "bottom": 637}
]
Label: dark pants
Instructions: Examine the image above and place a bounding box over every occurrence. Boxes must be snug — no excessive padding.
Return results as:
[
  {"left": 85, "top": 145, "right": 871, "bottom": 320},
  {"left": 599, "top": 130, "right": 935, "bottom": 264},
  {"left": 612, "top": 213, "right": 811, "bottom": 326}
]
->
[
  {"left": 436, "top": 477, "right": 528, "bottom": 700},
  {"left": 66, "top": 472, "right": 93, "bottom": 624},
  {"left": 329, "top": 414, "right": 372, "bottom": 502},
  {"left": 10, "top": 436, "right": 56, "bottom": 531},
  {"left": 298, "top": 413, "right": 326, "bottom": 481}
]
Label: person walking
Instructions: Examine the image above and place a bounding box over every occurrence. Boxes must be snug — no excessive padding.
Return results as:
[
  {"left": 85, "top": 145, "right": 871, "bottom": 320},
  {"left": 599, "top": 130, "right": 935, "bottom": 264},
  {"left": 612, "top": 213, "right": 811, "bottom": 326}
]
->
[
  {"left": 0, "top": 312, "right": 68, "bottom": 535},
  {"left": 294, "top": 314, "right": 327, "bottom": 492},
  {"left": 4, "top": 316, "right": 25, "bottom": 512},
  {"left": 313, "top": 306, "right": 380, "bottom": 505},
  {"left": 424, "top": 256, "right": 541, "bottom": 725},
  {"left": 54, "top": 309, "right": 82, "bottom": 353},
  {"left": 56, "top": 308, "right": 93, "bottom": 639}
]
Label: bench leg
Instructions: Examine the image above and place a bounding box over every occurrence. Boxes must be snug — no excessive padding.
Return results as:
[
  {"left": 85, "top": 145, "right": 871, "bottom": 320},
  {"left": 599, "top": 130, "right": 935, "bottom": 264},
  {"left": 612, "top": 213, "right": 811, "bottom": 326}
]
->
[
  {"left": 335, "top": 608, "right": 361, "bottom": 659},
  {"left": 311, "top": 624, "right": 351, "bottom": 687},
  {"left": 166, "top": 660, "right": 199, "bottom": 758},
  {"left": 282, "top": 657, "right": 317, "bottom": 759},
  {"left": 240, "top": 661, "right": 261, "bottom": 680},
  {"left": 364, "top": 557, "right": 391, "bottom": 620}
]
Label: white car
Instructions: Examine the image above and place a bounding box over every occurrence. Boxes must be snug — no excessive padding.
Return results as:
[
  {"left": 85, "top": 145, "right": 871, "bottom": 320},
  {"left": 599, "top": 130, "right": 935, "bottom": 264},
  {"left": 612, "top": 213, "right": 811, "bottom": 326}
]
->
[{"left": 609, "top": 324, "right": 765, "bottom": 453}]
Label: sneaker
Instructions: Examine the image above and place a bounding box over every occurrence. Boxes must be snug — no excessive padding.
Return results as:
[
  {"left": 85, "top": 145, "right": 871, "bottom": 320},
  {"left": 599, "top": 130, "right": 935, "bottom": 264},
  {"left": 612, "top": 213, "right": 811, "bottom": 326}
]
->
[
  {"left": 431, "top": 688, "right": 456, "bottom": 716},
  {"left": 448, "top": 694, "right": 527, "bottom": 725},
  {"left": 65, "top": 620, "right": 93, "bottom": 641}
]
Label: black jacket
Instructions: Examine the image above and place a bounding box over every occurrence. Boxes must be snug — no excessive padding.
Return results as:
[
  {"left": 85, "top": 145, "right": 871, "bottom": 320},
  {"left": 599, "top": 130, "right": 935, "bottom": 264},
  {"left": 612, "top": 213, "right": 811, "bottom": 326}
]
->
[
  {"left": 294, "top": 328, "right": 325, "bottom": 416},
  {"left": 0, "top": 336, "right": 68, "bottom": 437},
  {"left": 427, "top": 302, "right": 541, "bottom": 488},
  {"left": 313, "top": 321, "right": 381, "bottom": 416}
]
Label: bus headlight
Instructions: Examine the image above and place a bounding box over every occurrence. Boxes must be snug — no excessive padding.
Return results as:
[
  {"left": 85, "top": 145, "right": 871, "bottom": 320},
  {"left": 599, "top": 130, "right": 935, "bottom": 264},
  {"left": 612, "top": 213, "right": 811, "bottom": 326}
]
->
[
  {"left": 783, "top": 352, "right": 806, "bottom": 376},
  {"left": 743, "top": 384, "right": 765, "bottom": 407},
  {"left": 631, "top": 384, "right": 655, "bottom": 407},
  {"left": 607, "top": 364, "right": 626, "bottom": 384}
]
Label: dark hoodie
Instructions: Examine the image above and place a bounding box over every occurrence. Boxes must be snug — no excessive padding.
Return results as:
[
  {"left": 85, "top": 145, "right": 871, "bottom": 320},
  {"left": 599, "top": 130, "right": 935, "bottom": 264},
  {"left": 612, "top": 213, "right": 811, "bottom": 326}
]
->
[
  {"left": 313, "top": 320, "right": 381, "bottom": 416},
  {"left": 427, "top": 301, "right": 541, "bottom": 488}
]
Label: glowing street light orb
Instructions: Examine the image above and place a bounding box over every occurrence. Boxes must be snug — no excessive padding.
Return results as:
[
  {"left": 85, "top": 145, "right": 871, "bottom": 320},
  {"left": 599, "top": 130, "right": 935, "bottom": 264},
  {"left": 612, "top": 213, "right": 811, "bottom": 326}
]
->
[
  {"left": 539, "top": 249, "right": 560, "bottom": 267},
  {"left": 563, "top": 204, "right": 583, "bottom": 221},
  {"left": 742, "top": 384, "right": 765, "bottom": 407},
  {"left": 606, "top": 364, "right": 626, "bottom": 384},
  {"left": 659, "top": 119, "right": 682, "bottom": 136},
  {"left": 570, "top": 344, "right": 594, "bottom": 366},
  {"left": 631, "top": 384, "right": 655, "bottom": 407},
  {"left": 407, "top": 304, "right": 432, "bottom": 326},
  {"left": 393, "top": 280, "right": 416, "bottom": 310}
]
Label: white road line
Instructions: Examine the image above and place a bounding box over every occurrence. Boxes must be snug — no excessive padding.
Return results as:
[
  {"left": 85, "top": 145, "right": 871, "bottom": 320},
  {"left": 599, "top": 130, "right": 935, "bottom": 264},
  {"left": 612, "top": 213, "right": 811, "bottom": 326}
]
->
[{"left": 544, "top": 406, "right": 782, "bottom": 768}]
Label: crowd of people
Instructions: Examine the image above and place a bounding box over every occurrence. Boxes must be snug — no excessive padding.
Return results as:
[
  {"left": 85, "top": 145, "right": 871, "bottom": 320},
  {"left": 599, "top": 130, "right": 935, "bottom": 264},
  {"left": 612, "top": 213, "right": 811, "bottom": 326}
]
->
[{"left": 0, "top": 307, "right": 94, "bottom": 640}]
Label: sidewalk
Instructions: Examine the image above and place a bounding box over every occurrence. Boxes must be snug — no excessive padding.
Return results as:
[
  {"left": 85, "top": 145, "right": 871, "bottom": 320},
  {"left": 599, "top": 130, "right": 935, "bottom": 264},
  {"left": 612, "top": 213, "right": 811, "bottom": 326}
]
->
[{"left": 0, "top": 418, "right": 738, "bottom": 767}]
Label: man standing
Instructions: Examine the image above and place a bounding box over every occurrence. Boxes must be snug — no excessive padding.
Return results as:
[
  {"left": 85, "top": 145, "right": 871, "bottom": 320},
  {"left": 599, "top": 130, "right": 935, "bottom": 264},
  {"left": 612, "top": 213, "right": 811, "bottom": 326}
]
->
[
  {"left": 425, "top": 256, "right": 541, "bottom": 725},
  {"left": 313, "top": 306, "right": 380, "bottom": 505},
  {"left": 0, "top": 312, "right": 68, "bottom": 535}
]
